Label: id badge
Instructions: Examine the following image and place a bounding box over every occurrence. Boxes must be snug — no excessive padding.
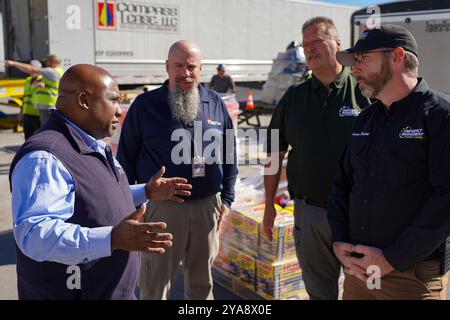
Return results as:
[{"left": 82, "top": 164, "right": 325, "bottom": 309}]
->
[{"left": 192, "top": 156, "right": 206, "bottom": 178}]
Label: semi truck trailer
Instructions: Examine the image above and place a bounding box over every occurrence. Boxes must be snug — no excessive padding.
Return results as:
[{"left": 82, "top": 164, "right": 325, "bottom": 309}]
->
[
  {"left": 1, "top": 0, "right": 356, "bottom": 86},
  {"left": 352, "top": 0, "right": 450, "bottom": 93}
]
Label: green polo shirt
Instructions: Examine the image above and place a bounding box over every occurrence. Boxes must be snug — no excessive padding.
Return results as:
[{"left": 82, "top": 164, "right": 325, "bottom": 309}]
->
[{"left": 266, "top": 67, "right": 370, "bottom": 204}]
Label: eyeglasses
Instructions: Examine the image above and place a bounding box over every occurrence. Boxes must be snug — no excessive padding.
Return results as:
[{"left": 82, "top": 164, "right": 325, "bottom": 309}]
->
[{"left": 354, "top": 49, "right": 393, "bottom": 64}]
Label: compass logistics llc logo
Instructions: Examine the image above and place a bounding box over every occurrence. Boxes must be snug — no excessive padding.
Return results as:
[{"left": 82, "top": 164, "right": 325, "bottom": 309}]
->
[{"left": 97, "top": 0, "right": 116, "bottom": 30}]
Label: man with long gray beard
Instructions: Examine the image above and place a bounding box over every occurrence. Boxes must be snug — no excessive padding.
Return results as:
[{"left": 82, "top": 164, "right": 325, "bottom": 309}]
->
[{"left": 117, "top": 40, "right": 238, "bottom": 300}]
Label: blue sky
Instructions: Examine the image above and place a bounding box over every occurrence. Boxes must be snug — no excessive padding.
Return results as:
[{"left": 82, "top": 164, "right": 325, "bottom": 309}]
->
[{"left": 316, "top": 0, "right": 387, "bottom": 8}]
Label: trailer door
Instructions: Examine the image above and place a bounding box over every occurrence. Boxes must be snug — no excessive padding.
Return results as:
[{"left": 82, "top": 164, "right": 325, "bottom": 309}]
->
[
  {"left": 353, "top": 9, "right": 450, "bottom": 93},
  {"left": 47, "top": 0, "right": 95, "bottom": 69}
]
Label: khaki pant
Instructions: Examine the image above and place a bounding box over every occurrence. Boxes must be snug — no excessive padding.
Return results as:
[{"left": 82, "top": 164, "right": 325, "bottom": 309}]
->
[
  {"left": 139, "top": 193, "right": 221, "bottom": 300},
  {"left": 343, "top": 260, "right": 448, "bottom": 300}
]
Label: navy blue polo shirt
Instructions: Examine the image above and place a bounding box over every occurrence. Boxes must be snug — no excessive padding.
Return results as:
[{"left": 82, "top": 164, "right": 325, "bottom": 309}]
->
[{"left": 117, "top": 82, "right": 238, "bottom": 206}]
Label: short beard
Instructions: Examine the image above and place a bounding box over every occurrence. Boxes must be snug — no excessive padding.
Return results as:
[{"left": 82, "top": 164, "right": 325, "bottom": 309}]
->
[
  {"left": 169, "top": 86, "right": 200, "bottom": 125},
  {"left": 357, "top": 57, "right": 393, "bottom": 98}
]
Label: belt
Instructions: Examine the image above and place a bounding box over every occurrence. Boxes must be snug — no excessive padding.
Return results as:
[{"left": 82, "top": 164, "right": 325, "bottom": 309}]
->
[{"left": 299, "top": 196, "right": 328, "bottom": 209}]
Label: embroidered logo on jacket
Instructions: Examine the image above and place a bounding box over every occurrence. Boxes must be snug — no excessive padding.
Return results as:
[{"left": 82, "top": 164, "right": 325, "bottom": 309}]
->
[
  {"left": 352, "top": 132, "right": 370, "bottom": 137},
  {"left": 339, "top": 106, "right": 360, "bottom": 117},
  {"left": 399, "top": 126, "right": 424, "bottom": 140}
]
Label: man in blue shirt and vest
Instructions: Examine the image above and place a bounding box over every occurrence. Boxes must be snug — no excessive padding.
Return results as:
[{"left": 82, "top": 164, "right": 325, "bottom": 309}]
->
[
  {"left": 117, "top": 40, "right": 238, "bottom": 300},
  {"left": 9, "top": 64, "right": 192, "bottom": 300}
]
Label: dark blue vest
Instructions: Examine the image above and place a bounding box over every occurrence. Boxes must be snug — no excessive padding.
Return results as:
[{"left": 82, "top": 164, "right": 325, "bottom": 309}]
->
[{"left": 9, "top": 112, "right": 139, "bottom": 300}]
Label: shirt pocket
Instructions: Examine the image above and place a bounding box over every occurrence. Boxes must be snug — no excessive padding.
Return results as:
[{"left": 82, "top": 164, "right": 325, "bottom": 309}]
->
[
  {"left": 203, "top": 127, "right": 224, "bottom": 164},
  {"left": 388, "top": 142, "right": 427, "bottom": 187},
  {"left": 349, "top": 137, "right": 368, "bottom": 172}
]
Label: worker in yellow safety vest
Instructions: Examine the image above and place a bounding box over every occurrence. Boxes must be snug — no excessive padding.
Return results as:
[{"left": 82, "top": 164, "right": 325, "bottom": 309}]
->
[
  {"left": 5, "top": 54, "right": 64, "bottom": 126},
  {"left": 18, "top": 59, "right": 43, "bottom": 139}
]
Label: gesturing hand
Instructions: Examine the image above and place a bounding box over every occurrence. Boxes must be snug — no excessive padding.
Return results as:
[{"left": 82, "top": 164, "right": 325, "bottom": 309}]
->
[
  {"left": 145, "top": 166, "right": 192, "bottom": 203},
  {"left": 111, "top": 203, "right": 173, "bottom": 254}
]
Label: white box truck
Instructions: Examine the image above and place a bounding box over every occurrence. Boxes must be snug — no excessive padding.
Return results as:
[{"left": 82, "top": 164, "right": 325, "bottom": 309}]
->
[
  {"left": 1, "top": 0, "right": 357, "bottom": 86},
  {"left": 351, "top": 0, "right": 450, "bottom": 93}
]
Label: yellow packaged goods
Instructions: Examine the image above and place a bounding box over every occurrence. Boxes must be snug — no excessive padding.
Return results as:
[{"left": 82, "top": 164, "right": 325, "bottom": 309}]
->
[
  {"left": 259, "top": 288, "right": 309, "bottom": 300},
  {"left": 214, "top": 242, "right": 241, "bottom": 276},
  {"left": 236, "top": 207, "right": 263, "bottom": 253},
  {"left": 214, "top": 242, "right": 257, "bottom": 291},
  {"left": 283, "top": 203, "right": 295, "bottom": 214},
  {"left": 258, "top": 283, "right": 305, "bottom": 300},
  {"left": 256, "top": 258, "right": 304, "bottom": 300},
  {"left": 228, "top": 210, "right": 245, "bottom": 243},
  {"left": 232, "top": 204, "right": 285, "bottom": 251},
  {"left": 258, "top": 210, "right": 296, "bottom": 262},
  {"left": 257, "top": 258, "right": 301, "bottom": 282},
  {"left": 238, "top": 250, "right": 257, "bottom": 291}
]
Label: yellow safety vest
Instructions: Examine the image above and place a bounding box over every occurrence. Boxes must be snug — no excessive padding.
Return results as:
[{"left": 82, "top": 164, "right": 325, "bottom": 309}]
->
[
  {"left": 22, "top": 76, "right": 42, "bottom": 116},
  {"left": 31, "top": 66, "right": 64, "bottom": 109}
]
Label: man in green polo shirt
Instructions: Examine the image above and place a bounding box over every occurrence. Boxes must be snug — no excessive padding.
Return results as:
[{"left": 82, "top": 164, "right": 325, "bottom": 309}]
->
[{"left": 263, "top": 16, "right": 370, "bottom": 300}]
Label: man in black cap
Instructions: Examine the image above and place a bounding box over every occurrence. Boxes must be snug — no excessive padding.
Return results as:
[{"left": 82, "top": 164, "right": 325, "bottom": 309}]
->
[
  {"left": 209, "top": 64, "right": 235, "bottom": 94},
  {"left": 328, "top": 24, "right": 450, "bottom": 299}
]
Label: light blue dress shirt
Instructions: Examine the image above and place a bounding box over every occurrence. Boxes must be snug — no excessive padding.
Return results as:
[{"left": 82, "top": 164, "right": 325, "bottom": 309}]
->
[{"left": 11, "top": 111, "right": 148, "bottom": 265}]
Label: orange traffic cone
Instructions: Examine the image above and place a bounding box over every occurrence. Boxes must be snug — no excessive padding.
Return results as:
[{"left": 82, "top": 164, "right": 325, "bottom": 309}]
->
[{"left": 246, "top": 90, "right": 254, "bottom": 109}]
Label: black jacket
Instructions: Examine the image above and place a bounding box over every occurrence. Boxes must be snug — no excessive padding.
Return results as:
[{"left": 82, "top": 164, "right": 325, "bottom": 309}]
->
[{"left": 328, "top": 79, "right": 450, "bottom": 271}]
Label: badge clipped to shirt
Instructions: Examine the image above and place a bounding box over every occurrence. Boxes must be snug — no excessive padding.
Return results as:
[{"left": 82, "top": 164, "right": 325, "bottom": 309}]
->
[{"left": 192, "top": 155, "right": 206, "bottom": 178}]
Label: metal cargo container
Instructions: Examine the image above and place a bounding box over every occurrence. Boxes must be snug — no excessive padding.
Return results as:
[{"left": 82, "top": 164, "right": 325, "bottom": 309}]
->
[
  {"left": 2, "top": 0, "right": 356, "bottom": 85},
  {"left": 352, "top": 0, "right": 450, "bottom": 93}
]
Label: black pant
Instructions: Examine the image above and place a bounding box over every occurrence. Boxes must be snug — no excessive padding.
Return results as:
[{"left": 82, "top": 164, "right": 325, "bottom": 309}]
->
[{"left": 23, "top": 114, "right": 41, "bottom": 140}]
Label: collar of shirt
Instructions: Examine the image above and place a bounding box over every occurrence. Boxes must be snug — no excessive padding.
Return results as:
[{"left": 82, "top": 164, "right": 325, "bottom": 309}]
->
[
  {"left": 311, "top": 66, "right": 350, "bottom": 92},
  {"left": 375, "top": 78, "right": 428, "bottom": 114},
  {"left": 52, "top": 109, "right": 107, "bottom": 158}
]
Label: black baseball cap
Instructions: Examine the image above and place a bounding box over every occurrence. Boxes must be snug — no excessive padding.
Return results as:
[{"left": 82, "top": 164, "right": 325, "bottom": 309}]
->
[{"left": 336, "top": 24, "right": 418, "bottom": 66}]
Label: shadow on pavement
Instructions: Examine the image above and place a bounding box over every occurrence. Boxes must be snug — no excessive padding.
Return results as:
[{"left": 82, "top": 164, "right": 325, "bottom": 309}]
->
[
  {"left": 0, "top": 145, "right": 20, "bottom": 176},
  {"left": 168, "top": 266, "right": 242, "bottom": 300},
  {"left": 1, "top": 145, "right": 21, "bottom": 154},
  {"left": 0, "top": 230, "right": 16, "bottom": 266},
  {"left": 0, "top": 163, "right": 11, "bottom": 175}
]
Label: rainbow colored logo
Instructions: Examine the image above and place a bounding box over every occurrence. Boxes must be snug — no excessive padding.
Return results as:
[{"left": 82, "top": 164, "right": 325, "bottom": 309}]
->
[{"left": 98, "top": 0, "right": 115, "bottom": 29}]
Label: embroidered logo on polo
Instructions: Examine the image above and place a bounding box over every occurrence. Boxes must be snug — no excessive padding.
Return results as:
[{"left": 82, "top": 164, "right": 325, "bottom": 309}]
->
[
  {"left": 399, "top": 126, "right": 424, "bottom": 140},
  {"left": 339, "top": 106, "right": 360, "bottom": 117},
  {"left": 207, "top": 119, "right": 222, "bottom": 126},
  {"left": 352, "top": 132, "right": 370, "bottom": 137},
  {"left": 113, "top": 158, "right": 125, "bottom": 174}
]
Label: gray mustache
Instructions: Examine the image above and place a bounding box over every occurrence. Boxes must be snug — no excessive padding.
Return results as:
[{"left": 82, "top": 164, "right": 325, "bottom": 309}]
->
[{"left": 177, "top": 77, "right": 194, "bottom": 83}]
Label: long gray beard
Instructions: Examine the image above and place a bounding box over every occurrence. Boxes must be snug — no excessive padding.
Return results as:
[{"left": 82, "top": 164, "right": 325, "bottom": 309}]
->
[{"left": 169, "top": 87, "right": 201, "bottom": 125}]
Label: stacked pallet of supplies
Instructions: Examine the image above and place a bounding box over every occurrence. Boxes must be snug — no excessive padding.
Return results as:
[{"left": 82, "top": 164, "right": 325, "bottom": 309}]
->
[
  {"left": 213, "top": 170, "right": 309, "bottom": 300},
  {"left": 261, "top": 45, "right": 308, "bottom": 106},
  {"left": 256, "top": 206, "right": 309, "bottom": 300}
]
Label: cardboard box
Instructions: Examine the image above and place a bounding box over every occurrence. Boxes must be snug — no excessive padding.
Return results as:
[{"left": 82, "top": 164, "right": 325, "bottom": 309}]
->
[
  {"left": 256, "top": 258, "right": 304, "bottom": 300},
  {"left": 238, "top": 250, "right": 257, "bottom": 291}
]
